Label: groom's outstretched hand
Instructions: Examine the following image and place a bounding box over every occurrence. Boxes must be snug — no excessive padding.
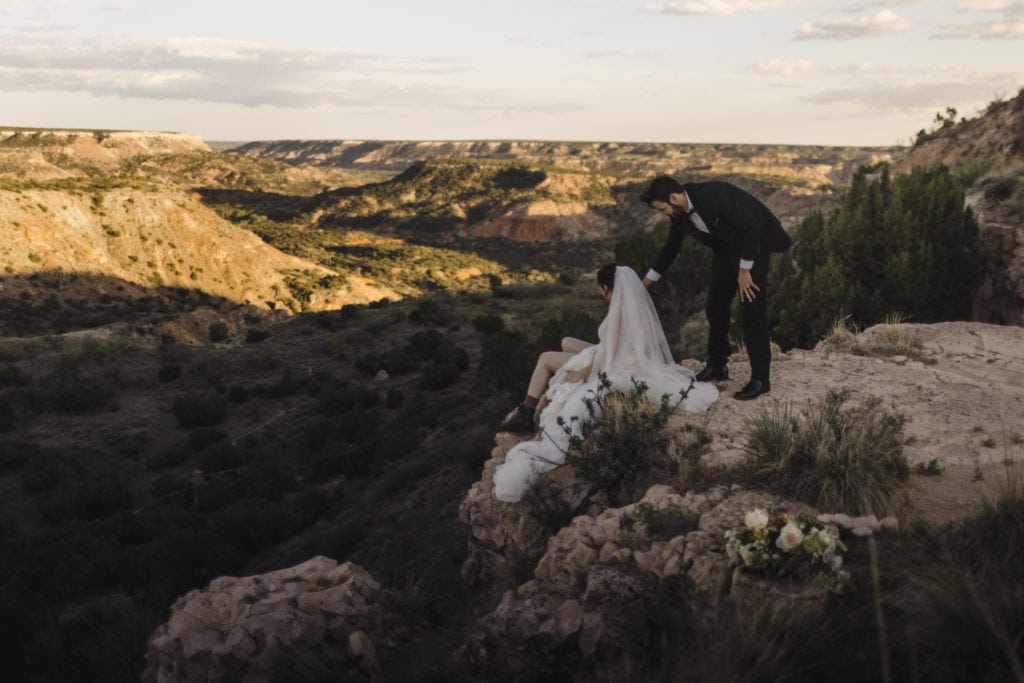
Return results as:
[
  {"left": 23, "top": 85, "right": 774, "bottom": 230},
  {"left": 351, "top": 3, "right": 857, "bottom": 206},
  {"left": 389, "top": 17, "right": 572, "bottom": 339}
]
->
[{"left": 738, "top": 268, "right": 760, "bottom": 302}]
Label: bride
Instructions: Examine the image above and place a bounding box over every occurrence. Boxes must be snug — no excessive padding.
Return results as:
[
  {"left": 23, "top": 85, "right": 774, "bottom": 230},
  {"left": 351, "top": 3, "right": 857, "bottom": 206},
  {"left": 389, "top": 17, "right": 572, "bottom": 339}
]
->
[{"left": 493, "top": 264, "right": 718, "bottom": 503}]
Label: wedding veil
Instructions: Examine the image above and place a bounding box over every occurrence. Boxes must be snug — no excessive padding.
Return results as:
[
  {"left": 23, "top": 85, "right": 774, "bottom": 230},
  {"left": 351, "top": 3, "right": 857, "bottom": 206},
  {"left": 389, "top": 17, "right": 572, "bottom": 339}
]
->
[{"left": 492, "top": 266, "right": 718, "bottom": 503}]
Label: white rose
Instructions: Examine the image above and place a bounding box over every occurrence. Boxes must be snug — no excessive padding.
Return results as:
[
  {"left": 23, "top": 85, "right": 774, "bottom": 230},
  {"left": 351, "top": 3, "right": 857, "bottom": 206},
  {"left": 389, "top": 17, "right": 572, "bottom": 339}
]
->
[
  {"left": 775, "top": 521, "right": 804, "bottom": 552},
  {"left": 745, "top": 508, "right": 770, "bottom": 530},
  {"left": 739, "top": 545, "right": 758, "bottom": 566}
]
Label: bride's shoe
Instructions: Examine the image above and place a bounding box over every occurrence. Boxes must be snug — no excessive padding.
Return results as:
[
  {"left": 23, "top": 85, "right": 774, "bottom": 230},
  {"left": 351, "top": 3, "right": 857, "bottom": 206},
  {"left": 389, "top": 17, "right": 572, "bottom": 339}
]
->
[{"left": 499, "top": 405, "right": 535, "bottom": 432}]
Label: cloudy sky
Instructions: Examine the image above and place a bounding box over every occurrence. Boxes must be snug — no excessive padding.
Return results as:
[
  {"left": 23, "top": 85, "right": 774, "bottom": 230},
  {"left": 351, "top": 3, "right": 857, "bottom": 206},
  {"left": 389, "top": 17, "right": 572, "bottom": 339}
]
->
[{"left": 1, "top": 0, "right": 1021, "bottom": 146}]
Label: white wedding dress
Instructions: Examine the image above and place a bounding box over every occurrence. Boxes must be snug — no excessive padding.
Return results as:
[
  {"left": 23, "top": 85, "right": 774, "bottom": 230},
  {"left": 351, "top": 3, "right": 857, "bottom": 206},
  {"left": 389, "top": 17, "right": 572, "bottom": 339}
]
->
[{"left": 493, "top": 266, "right": 718, "bottom": 503}]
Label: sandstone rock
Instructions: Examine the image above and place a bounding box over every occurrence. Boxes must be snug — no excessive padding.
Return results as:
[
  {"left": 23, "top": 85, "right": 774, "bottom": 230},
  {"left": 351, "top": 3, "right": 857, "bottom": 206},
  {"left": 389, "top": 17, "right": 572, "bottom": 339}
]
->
[{"left": 143, "top": 557, "right": 395, "bottom": 682}]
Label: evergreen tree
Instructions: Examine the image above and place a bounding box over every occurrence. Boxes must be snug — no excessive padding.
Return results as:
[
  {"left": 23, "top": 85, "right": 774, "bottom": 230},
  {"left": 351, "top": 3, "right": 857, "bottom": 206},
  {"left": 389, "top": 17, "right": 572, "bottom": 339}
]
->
[{"left": 769, "top": 164, "right": 981, "bottom": 349}]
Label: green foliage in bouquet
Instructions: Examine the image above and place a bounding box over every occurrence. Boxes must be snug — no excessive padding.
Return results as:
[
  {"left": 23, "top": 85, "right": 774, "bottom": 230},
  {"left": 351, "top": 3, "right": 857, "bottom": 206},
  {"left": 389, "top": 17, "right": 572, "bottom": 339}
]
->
[{"left": 724, "top": 507, "right": 849, "bottom": 589}]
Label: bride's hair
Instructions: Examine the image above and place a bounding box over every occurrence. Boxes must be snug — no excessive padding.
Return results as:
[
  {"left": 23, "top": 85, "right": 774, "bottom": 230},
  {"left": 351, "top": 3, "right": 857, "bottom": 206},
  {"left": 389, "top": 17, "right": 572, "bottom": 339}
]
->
[{"left": 597, "top": 262, "right": 620, "bottom": 291}]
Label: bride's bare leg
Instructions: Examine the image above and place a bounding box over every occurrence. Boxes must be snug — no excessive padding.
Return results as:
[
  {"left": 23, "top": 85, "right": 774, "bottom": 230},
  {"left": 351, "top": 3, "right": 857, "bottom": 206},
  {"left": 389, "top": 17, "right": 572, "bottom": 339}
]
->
[
  {"left": 561, "top": 337, "right": 593, "bottom": 354},
  {"left": 526, "top": 350, "right": 576, "bottom": 401}
]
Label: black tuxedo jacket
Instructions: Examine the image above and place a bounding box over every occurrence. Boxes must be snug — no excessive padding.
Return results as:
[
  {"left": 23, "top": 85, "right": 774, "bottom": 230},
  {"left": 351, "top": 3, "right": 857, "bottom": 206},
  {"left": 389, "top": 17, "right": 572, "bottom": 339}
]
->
[{"left": 650, "top": 180, "right": 792, "bottom": 275}]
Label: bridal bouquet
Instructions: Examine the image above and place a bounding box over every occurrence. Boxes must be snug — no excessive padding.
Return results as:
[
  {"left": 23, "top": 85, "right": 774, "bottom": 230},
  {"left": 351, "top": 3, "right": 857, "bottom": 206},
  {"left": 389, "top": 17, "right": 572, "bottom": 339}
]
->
[{"left": 724, "top": 508, "right": 849, "bottom": 590}]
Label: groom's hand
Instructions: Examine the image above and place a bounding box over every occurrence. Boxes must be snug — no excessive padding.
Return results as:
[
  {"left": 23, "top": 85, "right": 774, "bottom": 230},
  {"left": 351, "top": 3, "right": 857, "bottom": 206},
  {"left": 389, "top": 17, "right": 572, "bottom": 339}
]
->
[
  {"left": 642, "top": 277, "right": 653, "bottom": 288},
  {"left": 738, "top": 268, "right": 759, "bottom": 302}
]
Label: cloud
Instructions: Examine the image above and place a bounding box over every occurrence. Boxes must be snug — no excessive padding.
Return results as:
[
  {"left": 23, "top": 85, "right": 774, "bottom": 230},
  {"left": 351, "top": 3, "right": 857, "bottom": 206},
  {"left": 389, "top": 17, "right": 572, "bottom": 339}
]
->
[
  {"left": 0, "top": 31, "right": 472, "bottom": 109},
  {"left": 978, "top": 20, "right": 1024, "bottom": 36},
  {"left": 805, "top": 80, "right": 1010, "bottom": 110},
  {"left": 944, "top": 1, "right": 1024, "bottom": 38},
  {"left": 955, "top": 0, "right": 1011, "bottom": 10},
  {"left": 643, "top": 1, "right": 783, "bottom": 16},
  {"left": 796, "top": 9, "right": 910, "bottom": 40},
  {"left": 582, "top": 47, "right": 667, "bottom": 58}
]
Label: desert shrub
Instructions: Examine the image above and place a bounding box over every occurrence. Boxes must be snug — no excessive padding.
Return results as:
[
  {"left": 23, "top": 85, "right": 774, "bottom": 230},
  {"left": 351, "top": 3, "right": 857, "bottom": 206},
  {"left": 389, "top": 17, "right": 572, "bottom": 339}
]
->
[
  {"left": 188, "top": 427, "right": 227, "bottom": 452},
  {"left": 157, "top": 364, "right": 181, "bottom": 382},
  {"left": 408, "top": 299, "right": 451, "bottom": 326},
  {"left": 171, "top": 392, "right": 227, "bottom": 428},
  {"left": 198, "top": 441, "right": 244, "bottom": 473},
  {"left": 41, "top": 472, "right": 134, "bottom": 523},
  {"left": 823, "top": 314, "right": 928, "bottom": 362},
  {"left": 0, "top": 364, "right": 29, "bottom": 386},
  {"left": 419, "top": 362, "right": 460, "bottom": 391},
  {"left": 208, "top": 321, "right": 229, "bottom": 343},
  {"left": 532, "top": 309, "right": 600, "bottom": 353},
  {"left": 227, "top": 384, "right": 249, "bottom": 403},
  {"left": 50, "top": 374, "right": 114, "bottom": 413},
  {"left": 317, "top": 381, "right": 378, "bottom": 414},
  {"left": 150, "top": 473, "right": 186, "bottom": 499},
  {"left": 0, "top": 387, "right": 47, "bottom": 430},
  {"left": 0, "top": 439, "right": 37, "bottom": 470},
  {"left": 145, "top": 444, "right": 189, "bottom": 471},
  {"left": 22, "top": 452, "right": 80, "bottom": 493},
  {"left": 386, "top": 388, "right": 405, "bottom": 409},
  {"left": 562, "top": 374, "right": 687, "bottom": 505},
  {"left": 309, "top": 444, "right": 370, "bottom": 480},
  {"left": 745, "top": 389, "right": 909, "bottom": 514},
  {"left": 244, "top": 328, "right": 271, "bottom": 344},
  {"left": 471, "top": 314, "right": 505, "bottom": 335}
]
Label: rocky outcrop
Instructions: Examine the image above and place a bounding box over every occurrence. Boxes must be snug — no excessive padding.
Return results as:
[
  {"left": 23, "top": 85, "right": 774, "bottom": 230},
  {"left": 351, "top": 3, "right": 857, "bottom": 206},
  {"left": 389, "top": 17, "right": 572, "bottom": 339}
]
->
[
  {"left": 471, "top": 201, "right": 617, "bottom": 242},
  {"left": 458, "top": 486, "right": 815, "bottom": 678},
  {"left": 143, "top": 557, "right": 395, "bottom": 682},
  {"left": 459, "top": 433, "right": 591, "bottom": 588},
  {"left": 225, "top": 139, "right": 896, "bottom": 190},
  {"left": 0, "top": 180, "right": 396, "bottom": 317}
]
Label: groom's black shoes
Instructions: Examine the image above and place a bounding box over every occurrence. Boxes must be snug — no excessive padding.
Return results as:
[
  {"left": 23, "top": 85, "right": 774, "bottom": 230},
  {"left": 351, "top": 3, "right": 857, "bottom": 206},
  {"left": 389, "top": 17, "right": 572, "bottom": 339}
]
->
[
  {"left": 695, "top": 363, "right": 729, "bottom": 382},
  {"left": 499, "top": 405, "right": 535, "bottom": 432},
  {"left": 734, "top": 379, "right": 770, "bottom": 401}
]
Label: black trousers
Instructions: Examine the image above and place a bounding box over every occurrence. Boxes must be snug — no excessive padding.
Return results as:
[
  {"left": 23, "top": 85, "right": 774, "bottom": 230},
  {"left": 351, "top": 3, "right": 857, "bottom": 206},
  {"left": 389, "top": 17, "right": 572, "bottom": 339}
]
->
[{"left": 706, "top": 245, "right": 772, "bottom": 382}]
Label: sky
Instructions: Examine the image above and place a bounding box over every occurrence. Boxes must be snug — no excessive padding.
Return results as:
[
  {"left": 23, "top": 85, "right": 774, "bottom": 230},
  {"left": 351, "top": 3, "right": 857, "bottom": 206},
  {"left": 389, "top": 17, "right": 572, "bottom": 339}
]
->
[{"left": 0, "top": 0, "right": 1021, "bottom": 146}]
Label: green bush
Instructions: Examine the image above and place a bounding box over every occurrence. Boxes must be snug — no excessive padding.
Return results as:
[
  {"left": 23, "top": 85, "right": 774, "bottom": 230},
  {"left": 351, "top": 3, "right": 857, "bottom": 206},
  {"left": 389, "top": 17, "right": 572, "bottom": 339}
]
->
[
  {"left": 471, "top": 314, "right": 505, "bottom": 335},
  {"left": 42, "top": 473, "right": 134, "bottom": 523},
  {"left": 562, "top": 374, "right": 686, "bottom": 505},
  {"left": 769, "top": 164, "right": 982, "bottom": 349},
  {"left": 419, "top": 362, "right": 461, "bottom": 391},
  {"left": 745, "top": 389, "right": 909, "bottom": 514},
  {"left": 208, "top": 322, "right": 229, "bottom": 343},
  {"left": 157, "top": 364, "right": 181, "bottom": 382},
  {"left": 188, "top": 427, "right": 227, "bottom": 452},
  {"left": 245, "top": 328, "right": 271, "bottom": 344},
  {"left": 171, "top": 392, "right": 227, "bottom": 428}
]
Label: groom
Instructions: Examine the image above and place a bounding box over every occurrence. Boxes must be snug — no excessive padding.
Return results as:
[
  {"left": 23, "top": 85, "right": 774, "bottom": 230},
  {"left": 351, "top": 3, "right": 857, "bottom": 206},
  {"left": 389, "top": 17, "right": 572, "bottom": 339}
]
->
[{"left": 639, "top": 175, "right": 791, "bottom": 400}]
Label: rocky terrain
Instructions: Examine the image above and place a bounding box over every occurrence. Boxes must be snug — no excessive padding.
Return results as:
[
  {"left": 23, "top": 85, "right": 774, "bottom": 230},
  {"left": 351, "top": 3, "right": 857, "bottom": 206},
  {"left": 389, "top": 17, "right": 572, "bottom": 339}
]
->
[
  {"left": 223, "top": 138, "right": 898, "bottom": 190},
  {"left": 0, "top": 130, "right": 401, "bottom": 334},
  {"left": 146, "top": 320, "right": 1024, "bottom": 680}
]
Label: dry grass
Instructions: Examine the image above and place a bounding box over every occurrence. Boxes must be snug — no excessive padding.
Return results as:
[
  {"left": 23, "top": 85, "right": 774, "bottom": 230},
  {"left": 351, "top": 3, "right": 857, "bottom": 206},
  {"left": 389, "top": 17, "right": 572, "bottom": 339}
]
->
[{"left": 745, "top": 390, "right": 910, "bottom": 515}]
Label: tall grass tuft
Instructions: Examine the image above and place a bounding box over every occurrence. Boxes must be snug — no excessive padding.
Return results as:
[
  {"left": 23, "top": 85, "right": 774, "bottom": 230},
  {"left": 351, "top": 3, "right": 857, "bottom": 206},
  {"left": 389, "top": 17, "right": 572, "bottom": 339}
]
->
[
  {"left": 824, "top": 313, "right": 924, "bottom": 360},
  {"left": 745, "top": 390, "right": 909, "bottom": 515}
]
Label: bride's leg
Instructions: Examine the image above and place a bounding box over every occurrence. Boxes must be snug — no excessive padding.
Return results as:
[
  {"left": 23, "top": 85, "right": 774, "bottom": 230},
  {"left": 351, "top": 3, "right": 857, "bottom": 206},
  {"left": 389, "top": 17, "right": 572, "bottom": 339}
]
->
[
  {"left": 526, "top": 351, "right": 576, "bottom": 400},
  {"left": 561, "top": 337, "right": 593, "bottom": 354}
]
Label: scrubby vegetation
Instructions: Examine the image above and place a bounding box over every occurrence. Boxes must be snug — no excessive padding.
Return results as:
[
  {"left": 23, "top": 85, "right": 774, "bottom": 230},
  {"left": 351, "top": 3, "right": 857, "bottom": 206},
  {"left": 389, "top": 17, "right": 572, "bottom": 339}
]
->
[
  {"left": 0, "top": 274, "right": 613, "bottom": 680},
  {"left": 745, "top": 389, "right": 909, "bottom": 515},
  {"left": 769, "top": 164, "right": 982, "bottom": 349}
]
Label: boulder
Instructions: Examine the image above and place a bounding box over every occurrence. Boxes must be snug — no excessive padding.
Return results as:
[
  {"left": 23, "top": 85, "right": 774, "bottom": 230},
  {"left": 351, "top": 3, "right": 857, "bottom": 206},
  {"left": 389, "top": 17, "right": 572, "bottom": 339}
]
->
[{"left": 143, "top": 556, "right": 394, "bottom": 682}]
